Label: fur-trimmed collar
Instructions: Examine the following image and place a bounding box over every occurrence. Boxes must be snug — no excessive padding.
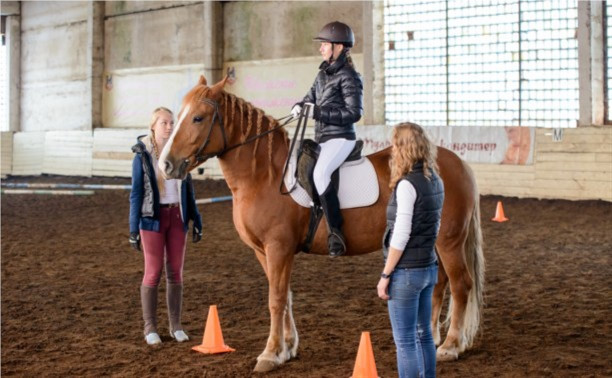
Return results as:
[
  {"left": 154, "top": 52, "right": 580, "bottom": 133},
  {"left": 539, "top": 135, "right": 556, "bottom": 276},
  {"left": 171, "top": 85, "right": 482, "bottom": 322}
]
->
[{"left": 132, "top": 134, "right": 154, "bottom": 155}]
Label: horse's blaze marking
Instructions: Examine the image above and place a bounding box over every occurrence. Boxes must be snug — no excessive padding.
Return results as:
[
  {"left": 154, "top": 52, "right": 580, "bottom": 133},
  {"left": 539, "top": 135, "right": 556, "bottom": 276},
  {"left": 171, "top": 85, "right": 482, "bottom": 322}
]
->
[{"left": 159, "top": 104, "right": 191, "bottom": 173}]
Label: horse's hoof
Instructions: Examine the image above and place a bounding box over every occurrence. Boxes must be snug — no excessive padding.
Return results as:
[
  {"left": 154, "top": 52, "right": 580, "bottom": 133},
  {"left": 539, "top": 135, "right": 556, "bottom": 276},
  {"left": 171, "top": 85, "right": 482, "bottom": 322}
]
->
[
  {"left": 436, "top": 347, "right": 459, "bottom": 362},
  {"left": 254, "top": 359, "right": 278, "bottom": 373}
]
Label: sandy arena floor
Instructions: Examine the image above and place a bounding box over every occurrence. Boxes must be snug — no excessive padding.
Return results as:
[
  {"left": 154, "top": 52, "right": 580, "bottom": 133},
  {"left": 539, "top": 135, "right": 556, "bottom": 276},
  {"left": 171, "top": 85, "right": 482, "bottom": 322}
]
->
[{"left": 2, "top": 176, "right": 611, "bottom": 377}]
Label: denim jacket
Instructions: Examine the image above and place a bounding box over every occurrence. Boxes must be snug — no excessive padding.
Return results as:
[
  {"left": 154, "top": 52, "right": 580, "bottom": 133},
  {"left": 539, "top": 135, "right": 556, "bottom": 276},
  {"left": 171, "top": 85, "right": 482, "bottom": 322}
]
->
[{"left": 129, "top": 135, "right": 202, "bottom": 234}]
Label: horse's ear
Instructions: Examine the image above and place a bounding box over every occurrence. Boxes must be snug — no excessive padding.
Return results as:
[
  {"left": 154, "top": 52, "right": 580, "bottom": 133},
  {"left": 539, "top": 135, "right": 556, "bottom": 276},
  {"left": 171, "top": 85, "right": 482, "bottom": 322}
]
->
[
  {"left": 198, "top": 75, "right": 208, "bottom": 86},
  {"left": 212, "top": 67, "right": 235, "bottom": 92},
  {"left": 211, "top": 75, "right": 229, "bottom": 96}
]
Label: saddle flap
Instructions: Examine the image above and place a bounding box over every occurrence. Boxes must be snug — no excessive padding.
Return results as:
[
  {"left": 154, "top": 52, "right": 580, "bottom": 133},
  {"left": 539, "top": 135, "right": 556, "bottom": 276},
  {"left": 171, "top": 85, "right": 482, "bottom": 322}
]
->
[
  {"left": 284, "top": 141, "right": 379, "bottom": 210},
  {"left": 346, "top": 140, "right": 363, "bottom": 162}
]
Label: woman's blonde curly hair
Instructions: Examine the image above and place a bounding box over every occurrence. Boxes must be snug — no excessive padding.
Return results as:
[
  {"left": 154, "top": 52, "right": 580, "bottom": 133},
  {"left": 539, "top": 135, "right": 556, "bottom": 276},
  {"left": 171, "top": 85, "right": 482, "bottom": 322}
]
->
[{"left": 389, "top": 122, "right": 439, "bottom": 189}]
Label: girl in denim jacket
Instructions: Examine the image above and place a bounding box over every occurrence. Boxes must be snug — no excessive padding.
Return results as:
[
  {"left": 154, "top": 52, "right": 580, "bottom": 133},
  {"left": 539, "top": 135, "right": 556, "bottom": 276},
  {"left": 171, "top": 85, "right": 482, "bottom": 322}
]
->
[{"left": 129, "top": 107, "right": 202, "bottom": 345}]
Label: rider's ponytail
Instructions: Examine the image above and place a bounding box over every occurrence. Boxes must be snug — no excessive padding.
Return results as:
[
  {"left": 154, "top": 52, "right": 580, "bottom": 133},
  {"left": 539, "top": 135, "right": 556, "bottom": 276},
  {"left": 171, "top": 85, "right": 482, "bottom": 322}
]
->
[{"left": 344, "top": 48, "right": 354, "bottom": 68}]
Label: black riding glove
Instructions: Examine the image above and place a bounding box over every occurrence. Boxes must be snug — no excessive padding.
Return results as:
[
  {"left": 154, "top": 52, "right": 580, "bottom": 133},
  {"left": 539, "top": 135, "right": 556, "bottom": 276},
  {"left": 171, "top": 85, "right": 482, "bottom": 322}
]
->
[
  {"left": 129, "top": 232, "right": 141, "bottom": 252},
  {"left": 192, "top": 227, "right": 202, "bottom": 243}
]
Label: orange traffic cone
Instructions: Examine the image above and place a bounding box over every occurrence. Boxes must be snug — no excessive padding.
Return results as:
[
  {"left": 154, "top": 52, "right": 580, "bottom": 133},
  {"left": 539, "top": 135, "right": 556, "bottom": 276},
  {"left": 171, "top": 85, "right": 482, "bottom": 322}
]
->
[
  {"left": 351, "top": 332, "right": 379, "bottom": 378},
  {"left": 492, "top": 201, "right": 509, "bottom": 222},
  {"left": 192, "top": 305, "right": 235, "bottom": 354}
]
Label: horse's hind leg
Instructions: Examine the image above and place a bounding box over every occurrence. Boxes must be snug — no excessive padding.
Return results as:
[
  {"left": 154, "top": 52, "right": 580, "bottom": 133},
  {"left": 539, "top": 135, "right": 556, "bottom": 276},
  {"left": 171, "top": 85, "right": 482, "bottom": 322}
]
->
[
  {"left": 254, "top": 245, "right": 295, "bottom": 373},
  {"left": 436, "top": 237, "right": 472, "bottom": 361},
  {"left": 431, "top": 255, "right": 449, "bottom": 346}
]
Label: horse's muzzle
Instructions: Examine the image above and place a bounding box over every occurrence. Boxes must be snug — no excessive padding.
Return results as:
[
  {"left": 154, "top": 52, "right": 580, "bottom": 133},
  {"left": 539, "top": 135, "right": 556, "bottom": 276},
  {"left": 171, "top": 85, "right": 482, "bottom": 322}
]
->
[
  {"left": 163, "top": 160, "right": 175, "bottom": 178},
  {"left": 162, "top": 159, "right": 186, "bottom": 180}
]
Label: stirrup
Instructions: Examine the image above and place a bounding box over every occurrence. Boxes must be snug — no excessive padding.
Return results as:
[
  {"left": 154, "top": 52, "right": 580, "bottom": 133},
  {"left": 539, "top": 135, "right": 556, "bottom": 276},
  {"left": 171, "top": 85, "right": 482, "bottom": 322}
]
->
[{"left": 328, "top": 232, "right": 346, "bottom": 258}]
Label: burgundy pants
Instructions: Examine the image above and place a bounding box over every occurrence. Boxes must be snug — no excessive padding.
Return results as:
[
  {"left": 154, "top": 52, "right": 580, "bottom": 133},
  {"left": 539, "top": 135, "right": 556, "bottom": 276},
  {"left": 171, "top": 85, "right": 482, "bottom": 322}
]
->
[{"left": 140, "top": 207, "right": 187, "bottom": 287}]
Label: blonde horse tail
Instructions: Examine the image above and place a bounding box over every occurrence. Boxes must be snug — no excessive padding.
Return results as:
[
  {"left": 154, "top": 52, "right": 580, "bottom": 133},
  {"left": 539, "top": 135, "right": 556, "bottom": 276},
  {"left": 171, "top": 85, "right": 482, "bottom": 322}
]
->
[{"left": 462, "top": 196, "right": 485, "bottom": 350}]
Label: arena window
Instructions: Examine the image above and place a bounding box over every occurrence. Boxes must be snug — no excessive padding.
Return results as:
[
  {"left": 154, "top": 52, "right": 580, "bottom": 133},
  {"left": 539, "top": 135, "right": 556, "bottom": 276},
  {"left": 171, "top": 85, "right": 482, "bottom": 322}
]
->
[
  {"left": 606, "top": 1, "right": 611, "bottom": 124},
  {"left": 0, "top": 15, "right": 7, "bottom": 131},
  {"left": 384, "top": 0, "right": 579, "bottom": 128}
]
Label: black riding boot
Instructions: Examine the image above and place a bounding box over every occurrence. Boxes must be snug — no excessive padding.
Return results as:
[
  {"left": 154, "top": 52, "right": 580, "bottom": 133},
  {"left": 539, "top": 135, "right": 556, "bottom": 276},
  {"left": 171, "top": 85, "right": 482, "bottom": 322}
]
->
[{"left": 319, "top": 185, "right": 346, "bottom": 257}]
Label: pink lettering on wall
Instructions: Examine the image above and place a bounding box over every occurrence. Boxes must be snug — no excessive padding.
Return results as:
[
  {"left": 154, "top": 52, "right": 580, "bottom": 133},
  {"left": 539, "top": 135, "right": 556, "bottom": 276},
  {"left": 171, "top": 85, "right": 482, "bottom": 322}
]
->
[
  {"left": 251, "top": 98, "right": 302, "bottom": 108},
  {"left": 245, "top": 75, "right": 297, "bottom": 91},
  {"left": 363, "top": 137, "right": 391, "bottom": 152}
]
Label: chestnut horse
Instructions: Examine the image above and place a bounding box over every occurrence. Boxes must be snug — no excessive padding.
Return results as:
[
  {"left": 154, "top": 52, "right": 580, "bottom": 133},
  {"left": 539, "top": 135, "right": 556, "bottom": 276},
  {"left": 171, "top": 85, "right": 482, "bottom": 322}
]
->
[{"left": 159, "top": 76, "right": 484, "bottom": 372}]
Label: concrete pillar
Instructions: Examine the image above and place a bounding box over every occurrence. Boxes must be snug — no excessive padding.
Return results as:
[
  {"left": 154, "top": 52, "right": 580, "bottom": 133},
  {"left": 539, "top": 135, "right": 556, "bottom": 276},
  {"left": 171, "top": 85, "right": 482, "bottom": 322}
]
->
[
  {"left": 371, "top": 1, "right": 386, "bottom": 125},
  {"left": 4, "top": 1, "right": 21, "bottom": 132},
  {"left": 577, "top": 1, "right": 592, "bottom": 127},
  {"left": 590, "top": 1, "right": 605, "bottom": 126},
  {"left": 203, "top": 1, "right": 223, "bottom": 84},
  {"left": 87, "top": 1, "right": 105, "bottom": 129},
  {"left": 362, "top": 2, "right": 373, "bottom": 125}
]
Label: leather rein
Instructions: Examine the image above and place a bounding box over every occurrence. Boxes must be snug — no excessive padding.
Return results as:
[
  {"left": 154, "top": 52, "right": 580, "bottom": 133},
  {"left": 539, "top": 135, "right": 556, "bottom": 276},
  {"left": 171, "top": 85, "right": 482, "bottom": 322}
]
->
[{"left": 192, "top": 98, "right": 295, "bottom": 164}]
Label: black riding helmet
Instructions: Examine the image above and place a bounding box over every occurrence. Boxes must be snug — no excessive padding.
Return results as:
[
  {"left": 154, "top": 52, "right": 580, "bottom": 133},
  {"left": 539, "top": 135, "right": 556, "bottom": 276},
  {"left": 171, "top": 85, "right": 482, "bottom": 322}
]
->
[{"left": 313, "top": 21, "right": 354, "bottom": 48}]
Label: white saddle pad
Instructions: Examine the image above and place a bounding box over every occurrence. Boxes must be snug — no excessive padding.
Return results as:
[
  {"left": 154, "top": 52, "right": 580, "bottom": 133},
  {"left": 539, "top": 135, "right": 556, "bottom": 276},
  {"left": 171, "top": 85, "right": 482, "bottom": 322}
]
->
[{"left": 283, "top": 143, "right": 379, "bottom": 209}]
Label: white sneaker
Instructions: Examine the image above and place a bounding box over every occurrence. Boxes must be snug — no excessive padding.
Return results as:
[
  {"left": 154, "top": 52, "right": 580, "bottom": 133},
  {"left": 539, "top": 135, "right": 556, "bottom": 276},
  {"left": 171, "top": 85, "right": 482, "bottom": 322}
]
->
[
  {"left": 145, "top": 332, "right": 162, "bottom": 345},
  {"left": 171, "top": 330, "right": 189, "bottom": 342}
]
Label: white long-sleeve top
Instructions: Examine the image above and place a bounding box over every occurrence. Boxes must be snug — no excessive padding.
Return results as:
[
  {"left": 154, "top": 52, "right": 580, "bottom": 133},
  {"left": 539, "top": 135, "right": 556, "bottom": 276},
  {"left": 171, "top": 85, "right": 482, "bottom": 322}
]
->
[{"left": 389, "top": 179, "right": 417, "bottom": 251}]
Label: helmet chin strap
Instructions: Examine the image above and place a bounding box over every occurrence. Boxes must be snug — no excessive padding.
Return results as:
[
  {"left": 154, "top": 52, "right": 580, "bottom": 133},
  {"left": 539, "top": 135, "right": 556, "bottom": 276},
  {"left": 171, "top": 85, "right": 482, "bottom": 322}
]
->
[
  {"left": 328, "top": 43, "right": 347, "bottom": 64},
  {"left": 328, "top": 42, "right": 340, "bottom": 64}
]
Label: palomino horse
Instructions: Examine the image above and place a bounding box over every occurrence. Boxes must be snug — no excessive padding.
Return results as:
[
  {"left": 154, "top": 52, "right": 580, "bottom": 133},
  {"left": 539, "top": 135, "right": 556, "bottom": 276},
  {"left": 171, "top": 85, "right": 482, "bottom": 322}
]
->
[{"left": 159, "top": 76, "right": 484, "bottom": 372}]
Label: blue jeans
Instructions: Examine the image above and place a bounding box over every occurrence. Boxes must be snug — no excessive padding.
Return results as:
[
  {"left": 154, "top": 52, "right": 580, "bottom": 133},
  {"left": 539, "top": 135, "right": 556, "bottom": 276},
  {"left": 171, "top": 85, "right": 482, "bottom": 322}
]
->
[{"left": 388, "top": 264, "right": 438, "bottom": 378}]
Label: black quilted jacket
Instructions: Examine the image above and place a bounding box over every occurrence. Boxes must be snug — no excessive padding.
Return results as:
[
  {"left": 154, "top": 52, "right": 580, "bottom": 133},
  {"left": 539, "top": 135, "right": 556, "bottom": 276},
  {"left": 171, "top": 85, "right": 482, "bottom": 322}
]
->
[{"left": 299, "top": 50, "right": 363, "bottom": 143}]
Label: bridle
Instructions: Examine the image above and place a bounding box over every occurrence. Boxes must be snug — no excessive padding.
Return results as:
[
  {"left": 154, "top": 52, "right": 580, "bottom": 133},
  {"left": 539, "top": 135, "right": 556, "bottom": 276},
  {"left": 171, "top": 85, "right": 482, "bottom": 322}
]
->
[
  {"left": 192, "top": 98, "right": 227, "bottom": 163},
  {"left": 192, "top": 98, "right": 295, "bottom": 164}
]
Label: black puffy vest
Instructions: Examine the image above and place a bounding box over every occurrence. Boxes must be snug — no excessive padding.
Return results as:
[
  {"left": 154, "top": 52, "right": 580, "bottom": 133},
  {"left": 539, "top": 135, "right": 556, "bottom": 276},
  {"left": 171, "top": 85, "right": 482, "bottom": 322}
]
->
[{"left": 383, "top": 162, "right": 445, "bottom": 269}]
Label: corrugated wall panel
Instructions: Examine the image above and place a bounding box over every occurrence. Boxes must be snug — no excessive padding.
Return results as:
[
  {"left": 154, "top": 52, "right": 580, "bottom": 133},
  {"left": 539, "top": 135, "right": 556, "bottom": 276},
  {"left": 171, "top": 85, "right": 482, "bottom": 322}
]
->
[
  {"left": 1, "top": 132, "right": 13, "bottom": 176},
  {"left": 42, "top": 131, "right": 92, "bottom": 176},
  {"left": 12, "top": 132, "right": 45, "bottom": 175}
]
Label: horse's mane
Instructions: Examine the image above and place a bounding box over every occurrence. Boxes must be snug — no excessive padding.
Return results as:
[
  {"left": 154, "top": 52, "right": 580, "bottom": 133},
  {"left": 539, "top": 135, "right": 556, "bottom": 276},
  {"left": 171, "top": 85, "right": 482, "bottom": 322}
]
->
[{"left": 195, "top": 86, "right": 288, "bottom": 180}]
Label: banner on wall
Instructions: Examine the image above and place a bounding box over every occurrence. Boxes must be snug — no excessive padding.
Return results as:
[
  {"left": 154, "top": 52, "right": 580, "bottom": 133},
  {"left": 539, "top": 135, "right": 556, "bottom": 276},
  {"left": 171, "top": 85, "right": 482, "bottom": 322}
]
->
[
  {"left": 102, "top": 64, "right": 205, "bottom": 128},
  {"left": 356, "top": 125, "right": 535, "bottom": 165},
  {"left": 223, "top": 54, "right": 364, "bottom": 124},
  {"left": 103, "top": 55, "right": 365, "bottom": 128}
]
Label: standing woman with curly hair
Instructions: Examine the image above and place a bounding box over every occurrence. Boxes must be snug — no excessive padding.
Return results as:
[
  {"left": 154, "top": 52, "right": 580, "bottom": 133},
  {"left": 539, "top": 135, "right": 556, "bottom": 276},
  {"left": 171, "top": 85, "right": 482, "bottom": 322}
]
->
[
  {"left": 129, "top": 107, "right": 203, "bottom": 345},
  {"left": 377, "top": 123, "right": 445, "bottom": 378}
]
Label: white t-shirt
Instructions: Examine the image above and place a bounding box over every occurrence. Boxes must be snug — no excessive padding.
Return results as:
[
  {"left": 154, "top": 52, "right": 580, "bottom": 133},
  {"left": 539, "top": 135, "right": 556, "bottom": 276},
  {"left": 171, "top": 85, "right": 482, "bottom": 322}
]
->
[
  {"left": 150, "top": 152, "right": 180, "bottom": 205},
  {"left": 389, "top": 179, "right": 417, "bottom": 251},
  {"left": 161, "top": 179, "right": 180, "bottom": 204}
]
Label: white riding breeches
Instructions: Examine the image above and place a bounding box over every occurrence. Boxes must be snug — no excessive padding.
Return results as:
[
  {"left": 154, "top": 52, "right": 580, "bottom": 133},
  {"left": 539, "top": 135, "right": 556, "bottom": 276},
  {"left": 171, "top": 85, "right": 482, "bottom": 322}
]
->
[{"left": 313, "top": 138, "right": 357, "bottom": 194}]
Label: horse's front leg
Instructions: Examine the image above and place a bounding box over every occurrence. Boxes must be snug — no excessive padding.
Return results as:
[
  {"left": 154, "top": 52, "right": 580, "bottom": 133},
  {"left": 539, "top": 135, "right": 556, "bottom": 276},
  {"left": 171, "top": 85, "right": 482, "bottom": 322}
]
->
[
  {"left": 284, "top": 287, "right": 298, "bottom": 358},
  {"left": 254, "top": 244, "right": 295, "bottom": 373},
  {"left": 253, "top": 251, "right": 299, "bottom": 360}
]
